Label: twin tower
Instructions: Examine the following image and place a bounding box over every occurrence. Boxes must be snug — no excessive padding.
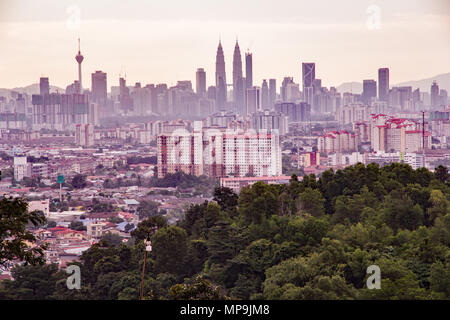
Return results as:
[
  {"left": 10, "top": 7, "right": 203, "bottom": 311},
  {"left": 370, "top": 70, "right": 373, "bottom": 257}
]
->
[{"left": 215, "top": 40, "right": 252, "bottom": 112}]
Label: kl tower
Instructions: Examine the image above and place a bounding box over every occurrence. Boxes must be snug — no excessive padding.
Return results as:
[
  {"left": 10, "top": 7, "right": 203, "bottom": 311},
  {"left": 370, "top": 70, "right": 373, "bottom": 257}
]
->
[{"left": 75, "top": 38, "right": 84, "bottom": 94}]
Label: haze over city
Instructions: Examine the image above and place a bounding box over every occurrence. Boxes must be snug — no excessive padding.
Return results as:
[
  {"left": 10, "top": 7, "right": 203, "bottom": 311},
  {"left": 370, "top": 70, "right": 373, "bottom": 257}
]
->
[
  {"left": 0, "top": 0, "right": 449, "bottom": 89},
  {"left": 1, "top": 0, "right": 450, "bottom": 307}
]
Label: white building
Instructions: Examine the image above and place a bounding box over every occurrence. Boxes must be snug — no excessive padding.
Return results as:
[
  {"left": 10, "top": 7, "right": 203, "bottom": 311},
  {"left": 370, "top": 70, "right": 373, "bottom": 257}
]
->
[
  {"left": 14, "top": 156, "right": 29, "bottom": 181},
  {"left": 157, "top": 124, "right": 282, "bottom": 178}
]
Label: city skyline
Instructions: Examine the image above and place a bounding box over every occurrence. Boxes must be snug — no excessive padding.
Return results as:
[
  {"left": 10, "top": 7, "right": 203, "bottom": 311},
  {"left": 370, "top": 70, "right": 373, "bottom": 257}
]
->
[{"left": 0, "top": 0, "right": 449, "bottom": 89}]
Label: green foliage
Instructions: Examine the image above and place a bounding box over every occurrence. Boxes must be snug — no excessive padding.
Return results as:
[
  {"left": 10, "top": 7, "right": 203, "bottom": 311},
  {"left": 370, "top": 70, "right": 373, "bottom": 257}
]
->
[
  {"left": 136, "top": 200, "right": 160, "bottom": 219},
  {"left": 0, "top": 197, "right": 47, "bottom": 266},
  {"left": 2, "top": 163, "right": 449, "bottom": 300},
  {"left": 71, "top": 174, "right": 87, "bottom": 189}
]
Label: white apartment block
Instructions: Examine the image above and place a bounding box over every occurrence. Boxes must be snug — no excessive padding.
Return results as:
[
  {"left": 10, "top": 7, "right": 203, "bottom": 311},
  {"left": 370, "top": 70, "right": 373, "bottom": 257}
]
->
[
  {"left": 370, "top": 115, "right": 431, "bottom": 153},
  {"left": 157, "top": 124, "right": 282, "bottom": 178},
  {"left": 318, "top": 131, "right": 358, "bottom": 154}
]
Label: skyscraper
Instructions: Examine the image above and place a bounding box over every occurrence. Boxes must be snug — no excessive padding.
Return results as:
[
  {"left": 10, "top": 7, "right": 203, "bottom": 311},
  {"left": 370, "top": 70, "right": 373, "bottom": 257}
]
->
[
  {"left": 233, "top": 40, "right": 245, "bottom": 112},
  {"left": 431, "top": 81, "right": 439, "bottom": 108},
  {"left": 302, "top": 63, "right": 315, "bottom": 108},
  {"left": 196, "top": 68, "right": 206, "bottom": 97},
  {"left": 302, "top": 63, "right": 315, "bottom": 89},
  {"left": 75, "top": 38, "right": 84, "bottom": 94},
  {"left": 269, "top": 79, "right": 277, "bottom": 108},
  {"left": 91, "top": 71, "right": 107, "bottom": 105},
  {"left": 246, "top": 86, "right": 260, "bottom": 116},
  {"left": 215, "top": 40, "right": 227, "bottom": 110},
  {"left": 261, "top": 80, "right": 269, "bottom": 109},
  {"left": 119, "top": 77, "right": 133, "bottom": 114},
  {"left": 363, "top": 80, "right": 377, "bottom": 105},
  {"left": 245, "top": 52, "right": 253, "bottom": 89},
  {"left": 39, "top": 77, "right": 49, "bottom": 96},
  {"left": 378, "top": 68, "right": 389, "bottom": 102}
]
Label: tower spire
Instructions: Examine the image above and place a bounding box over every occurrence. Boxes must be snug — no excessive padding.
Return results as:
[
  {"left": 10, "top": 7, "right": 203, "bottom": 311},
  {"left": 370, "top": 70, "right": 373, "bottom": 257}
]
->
[{"left": 75, "top": 38, "right": 84, "bottom": 94}]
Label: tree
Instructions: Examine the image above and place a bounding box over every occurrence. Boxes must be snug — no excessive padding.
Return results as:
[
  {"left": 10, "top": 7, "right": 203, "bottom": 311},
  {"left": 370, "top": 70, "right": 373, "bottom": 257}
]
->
[
  {"left": 434, "top": 165, "right": 449, "bottom": 183},
  {"left": 131, "top": 216, "right": 167, "bottom": 241},
  {"left": 0, "top": 263, "right": 64, "bottom": 300},
  {"left": 169, "top": 275, "right": 229, "bottom": 300},
  {"left": 0, "top": 197, "right": 47, "bottom": 266},
  {"left": 100, "top": 232, "right": 123, "bottom": 247},
  {"left": 71, "top": 174, "right": 87, "bottom": 189},
  {"left": 213, "top": 187, "right": 238, "bottom": 215},
  {"left": 383, "top": 190, "right": 424, "bottom": 231},
  {"left": 137, "top": 200, "right": 160, "bottom": 219},
  {"left": 152, "top": 226, "right": 189, "bottom": 275},
  {"left": 298, "top": 188, "right": 325, "bottom": 217},
  {"left": 69, "top": 220, "right": 86, "bottom": 231}
]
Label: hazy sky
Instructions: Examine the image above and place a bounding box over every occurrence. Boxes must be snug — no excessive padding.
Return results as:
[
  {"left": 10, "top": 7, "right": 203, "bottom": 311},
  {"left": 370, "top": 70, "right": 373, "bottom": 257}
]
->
[{"left": 0, "top": 0, "right": 449, "bottom": 90}]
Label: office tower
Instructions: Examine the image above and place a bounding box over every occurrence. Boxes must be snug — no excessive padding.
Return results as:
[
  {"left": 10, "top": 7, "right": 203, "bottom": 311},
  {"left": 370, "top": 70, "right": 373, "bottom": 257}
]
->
[
  {"left": 378, "top": 68, "right": 389, "bottom": 102},
  {"left": 215, "top": 40, "right": 227, "bottom": 109},
  {"left": 269, "top": 79, "right": 276, "bottom": 107},
  {"left": 246, "top": 86, "right": 260, "bottom": 116},
  {"left": 431, "top": 81, "right": 439, "bottom": 108},
  {"left": 119, "top": 77, "right": 133, "bottom": 114},
  {"left": 261, "top": 80, "right": 269, "bottom": 109},
  {"left": 280, "top": 77, "right": 294, "bottom": 102},
  {"left": 274, "top": 102, "right": 311, "bottom": 123},
  {"left": 75, "top": 38, "right": 84, "bottom": 93},
  {"left": 207, "top": 86, "right": 216, "bottom": 101},
  {"left": 196, "top": 68, "right": 206, "bottom": 97},
  {"left": 440, "top": 89, "right": 448, "bottom": 107},
  {"left": 389, "top": 86, "right": 413, "bottom": 110},
  {"left": 39, "top": 77, "right": 49, "bottom": 96},
  {"left": 232, "top": 40, "right": 245, "bottom": 112},
  {"left": 245, "top": 52, "right": 253, "bottom": 89},
  {"left": 302, "top": 63, "right": 315, "bottom": 89},
  {"left": 362, "top": 80, "right": 377, "bottom": 105},
  {"left": 91, "top": 71, "right": 107, "bottom": 104},
  {"left": 251, "top": 110, "right": 289, "bottom": 135}
]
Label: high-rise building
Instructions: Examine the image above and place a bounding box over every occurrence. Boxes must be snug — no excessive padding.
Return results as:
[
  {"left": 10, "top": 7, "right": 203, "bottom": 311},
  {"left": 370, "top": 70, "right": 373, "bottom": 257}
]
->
[
  {"left": 431, "top": 81, "right": 440, "bottom": 108},
  {"left": 251, "top": 110, "right": 289, "bottom": 135},
  {"left": 269, "top": 79, "right": 277, "bottom": 107},
  {"left": 215, "top": 41, "right": 227, "bottom": 109},
  {"left": 157, "top": 125, "right": 282, "bottom": 178},
  {"left": 196, "top": 68, "right": 206, "bottom": 97},
  {"left": 274, "top": 102, "right": 311, "bottom": 123},
  {"left": 245, "top": 52, "right": 253, "bottom": 89},
  {"left": 302, "top": 63, "right": 315, "bottom": 89},
  {"left": 246, "top": 86, "right": 260, "bottom": 116},
  {"left": 261, "top": 80, "right": 269, "bottom": 109},
  {"left": 75, "top": 38, "right": 84, "bottom": 94},
  {"left": 119, "top": 77, "right": 133, "bottom": 114},
  {"left": 232, "top": 40, "right": 245, "bottom": 112},
  {"left": 362, "top": 80, "right": 377, "bottom": 105},
  {"left": 39, "top": 77, "right": 49, "bottom": 96},
  {"left": 378, "top": 68, "right": 389, "bottom": 102},
  {"left": 31, "top": 93, "right": 90, "bottom": 130},
  {"left": 91, "top": 71, "right": 107, "bottom": 105},
  {"left": 76, "top": 123, "right": 94, "bottom": 146}
]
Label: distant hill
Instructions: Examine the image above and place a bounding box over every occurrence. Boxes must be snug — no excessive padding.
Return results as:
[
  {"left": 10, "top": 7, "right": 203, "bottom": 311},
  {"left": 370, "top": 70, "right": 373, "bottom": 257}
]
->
[
  {"left": 395, "top": 73, "right": 450, "bottom": 93},
  {"left": 0, "top": 83, "right": 64, "bottom": 98},
  {"left": 336, "top": 82, "right": 363, "bottom": 94},
  {"left": 336, "top": 73, "right": 450, "bottom": 94}
]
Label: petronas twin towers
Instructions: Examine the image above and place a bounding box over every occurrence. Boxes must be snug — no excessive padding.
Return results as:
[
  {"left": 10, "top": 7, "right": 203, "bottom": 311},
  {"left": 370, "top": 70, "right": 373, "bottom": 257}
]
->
[{"left": 215, "top": 39, "right": 250, "bottom": 113}]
